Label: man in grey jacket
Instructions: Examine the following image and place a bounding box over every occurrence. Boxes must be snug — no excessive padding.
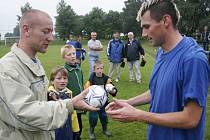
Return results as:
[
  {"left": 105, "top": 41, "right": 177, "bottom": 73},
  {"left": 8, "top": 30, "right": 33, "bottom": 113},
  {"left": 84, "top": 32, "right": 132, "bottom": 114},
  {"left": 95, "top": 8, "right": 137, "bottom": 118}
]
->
[{"left": 0, "top": 9, "right": 97, "bottom": 140}]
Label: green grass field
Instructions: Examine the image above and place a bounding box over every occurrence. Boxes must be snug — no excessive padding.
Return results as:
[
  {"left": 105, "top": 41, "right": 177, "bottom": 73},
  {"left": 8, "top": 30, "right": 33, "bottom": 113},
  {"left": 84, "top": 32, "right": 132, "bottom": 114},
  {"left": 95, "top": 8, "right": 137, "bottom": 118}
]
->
[{"left": 0, "top": 40, "right": 209, "bottom": 140}]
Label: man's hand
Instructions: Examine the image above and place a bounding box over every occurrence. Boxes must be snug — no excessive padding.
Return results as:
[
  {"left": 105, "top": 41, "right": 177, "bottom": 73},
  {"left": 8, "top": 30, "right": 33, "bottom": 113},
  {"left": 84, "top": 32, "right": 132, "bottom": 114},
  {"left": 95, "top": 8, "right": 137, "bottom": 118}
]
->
[
  {"left": 72, "top": 88, "right": 99, "bottom": 111},
  {"left": 48, "top": 91, "right": 59, "bottom": 101},
  {"left": 106, "top": 99, "right": 140, "bottom": 122}
]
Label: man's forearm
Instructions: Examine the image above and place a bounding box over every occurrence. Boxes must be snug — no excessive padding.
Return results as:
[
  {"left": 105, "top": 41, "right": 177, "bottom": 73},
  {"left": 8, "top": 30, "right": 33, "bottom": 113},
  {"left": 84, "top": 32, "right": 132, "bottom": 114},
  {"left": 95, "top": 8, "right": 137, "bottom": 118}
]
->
[
  {"left": 89, "top": 47, "right": 103, "bottom": 51},
  {"left": 94, "top": 47, "right": 103, "bottom": 51},
  {"left": 127, "top": 90, "right": 151, "bottom": 106},
  {"left": 135, "top": 101, "right": 202, "bottom": 129}
]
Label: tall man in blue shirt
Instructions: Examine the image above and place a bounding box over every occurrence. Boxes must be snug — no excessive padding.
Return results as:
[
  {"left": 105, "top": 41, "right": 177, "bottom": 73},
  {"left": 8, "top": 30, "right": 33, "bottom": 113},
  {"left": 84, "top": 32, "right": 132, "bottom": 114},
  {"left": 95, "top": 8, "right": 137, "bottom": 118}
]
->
[{"left": 106, "top": 1, "right": 210, "bottom": 140}]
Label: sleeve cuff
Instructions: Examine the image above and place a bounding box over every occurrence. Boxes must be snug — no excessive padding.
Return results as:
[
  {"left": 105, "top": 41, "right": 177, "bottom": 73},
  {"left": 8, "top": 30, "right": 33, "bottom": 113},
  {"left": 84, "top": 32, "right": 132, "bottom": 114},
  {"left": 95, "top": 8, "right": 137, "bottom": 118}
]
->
[{"left": 63, "top": 99, "right": 74, "bottom": 113}]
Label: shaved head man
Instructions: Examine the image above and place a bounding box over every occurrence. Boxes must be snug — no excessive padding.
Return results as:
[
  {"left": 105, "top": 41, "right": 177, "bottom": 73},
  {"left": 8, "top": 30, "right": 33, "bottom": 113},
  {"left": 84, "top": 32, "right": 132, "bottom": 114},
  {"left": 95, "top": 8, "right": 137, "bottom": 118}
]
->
[
  {"left": 18, "top": 9, "right": 54, "bottom": 57},
  {"left": 0, "top": 9, "right": 97, "bottom": 140}
]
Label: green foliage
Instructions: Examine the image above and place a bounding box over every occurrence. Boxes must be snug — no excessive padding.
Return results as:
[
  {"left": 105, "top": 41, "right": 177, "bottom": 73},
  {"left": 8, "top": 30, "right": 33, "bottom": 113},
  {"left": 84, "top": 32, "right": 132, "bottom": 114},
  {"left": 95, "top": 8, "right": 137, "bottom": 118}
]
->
[
  {"left": 13, "top": 24, "right": 20, "bottom": 37},
  {"left": 10, "top": 1, "right": 208, "bottom": 39},
  {"left": 8, "top": 0, "right": 210, "bottom": 40},
  {"left": 82, "top": 0, "right": 143, "bottom": 38},
  {"left": 20, "top": 2, "right": 32, "bottom": 16},
  {"left": 176, "top": 0, "right": 210, "bottom": 35},
  {"left": 55, "top": 0, "right": 77, "bottom": 40},
  {"left": 122, "top": 0, "right": 143, "bottom": 35},
  {"left": 12, "top": 2, "right": 32, "bottom": 37},
  {"left": 74, "top": 15, "right": 85, "bottom": 35},
  {"left": 104, "top": 10, "right": 122, "bottom": 37},
  {"left": 4, "top": 33, "right": 14, "bottom": 37},
  {"left": 83, "top": 7, "right": 106, "bottom": 39}
]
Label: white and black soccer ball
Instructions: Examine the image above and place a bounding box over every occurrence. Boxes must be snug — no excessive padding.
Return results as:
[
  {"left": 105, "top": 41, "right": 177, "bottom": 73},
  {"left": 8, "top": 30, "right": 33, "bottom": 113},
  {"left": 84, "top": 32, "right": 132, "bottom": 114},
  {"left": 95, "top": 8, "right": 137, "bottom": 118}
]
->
[{"left": 84, "top": 85, "right": 108, "bottom": 108}]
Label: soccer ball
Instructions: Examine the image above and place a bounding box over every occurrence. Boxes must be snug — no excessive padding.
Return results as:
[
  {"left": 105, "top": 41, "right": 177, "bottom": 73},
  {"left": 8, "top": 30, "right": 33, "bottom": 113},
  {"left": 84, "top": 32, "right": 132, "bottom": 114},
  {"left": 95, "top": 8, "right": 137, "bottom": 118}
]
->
[{"left": 85, "top": 85, "right": 108, "bottom": 108}]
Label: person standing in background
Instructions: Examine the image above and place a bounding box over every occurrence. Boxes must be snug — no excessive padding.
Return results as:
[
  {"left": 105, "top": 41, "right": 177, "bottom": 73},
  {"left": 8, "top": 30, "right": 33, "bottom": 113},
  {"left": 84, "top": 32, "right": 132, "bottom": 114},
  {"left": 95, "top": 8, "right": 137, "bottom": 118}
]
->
[
  {"left": 201, "top": 25, "right": 210, "bottom": 51},
  {"left": 124, "top": 32, "right": 145, "bottom": 83},
  {"left": 87, "top": 32, "right": 103, "bottom": 75},
  {"left": 66, "top": 35, "right": 86, "bottom": 65},
  {"left": 107, "top": 31, "right": 124, "bottom": 82}
]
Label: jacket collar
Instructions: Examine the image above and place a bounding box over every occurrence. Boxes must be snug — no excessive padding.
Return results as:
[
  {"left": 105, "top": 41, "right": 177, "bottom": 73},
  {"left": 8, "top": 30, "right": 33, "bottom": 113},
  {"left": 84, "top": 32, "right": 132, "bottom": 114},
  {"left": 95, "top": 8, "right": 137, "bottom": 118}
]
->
[
  {"left": 48, "top": 85, "right": 72, "bottom": 96},
  {"left": 64, "top": 63, "right": 80, "bottom": 71},
  {"left": 11, "top": 43, "right": 46, "bottom": 77}
]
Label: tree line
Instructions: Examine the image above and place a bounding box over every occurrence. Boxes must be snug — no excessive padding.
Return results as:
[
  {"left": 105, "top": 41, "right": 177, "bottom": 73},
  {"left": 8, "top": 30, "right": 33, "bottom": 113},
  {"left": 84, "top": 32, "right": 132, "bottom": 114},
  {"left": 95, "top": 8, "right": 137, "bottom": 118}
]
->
[{"left": 5, "top": 0, "right": 210, "bottom": 40}]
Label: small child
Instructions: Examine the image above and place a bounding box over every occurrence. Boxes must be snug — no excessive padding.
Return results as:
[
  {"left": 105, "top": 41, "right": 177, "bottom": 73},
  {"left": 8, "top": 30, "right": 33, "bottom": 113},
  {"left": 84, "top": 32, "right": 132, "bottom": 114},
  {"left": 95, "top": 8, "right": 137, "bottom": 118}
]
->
[
  {"left": 66, "top": 35, "right": 86, "bottom": 65},
  {"left": 84, "top": 60, "right": 116, "bottom": 140},
  {"left": 61, "top": 45, "right": 85, "bottom": 139},
  {"left": 48, "top": 66, "right": 80, "bottom": 140}
]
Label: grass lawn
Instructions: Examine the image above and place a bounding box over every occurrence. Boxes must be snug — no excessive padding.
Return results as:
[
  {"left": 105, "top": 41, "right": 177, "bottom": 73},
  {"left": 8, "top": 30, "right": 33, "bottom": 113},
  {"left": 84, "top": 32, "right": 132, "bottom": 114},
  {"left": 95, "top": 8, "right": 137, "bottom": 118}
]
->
[{"left": 0, "top": 40, "right": 209, "bottom": 140}]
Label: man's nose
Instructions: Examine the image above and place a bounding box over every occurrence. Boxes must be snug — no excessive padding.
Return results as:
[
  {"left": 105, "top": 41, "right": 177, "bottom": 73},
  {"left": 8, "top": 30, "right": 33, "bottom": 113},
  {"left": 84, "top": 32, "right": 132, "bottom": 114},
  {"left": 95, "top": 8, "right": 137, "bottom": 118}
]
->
[
  {"left": 48, "top": 33, "right": 54, "bottom": 42},
  {"left": 142, "top": 29, "right": 147, "bottom": 38}
]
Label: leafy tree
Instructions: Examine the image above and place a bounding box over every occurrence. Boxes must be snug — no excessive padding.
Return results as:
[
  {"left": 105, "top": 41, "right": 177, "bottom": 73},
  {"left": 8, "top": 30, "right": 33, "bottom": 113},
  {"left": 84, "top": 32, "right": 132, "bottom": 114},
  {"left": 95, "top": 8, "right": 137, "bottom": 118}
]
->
[
  {"left": 83, "top": 7, "right": 106, "bottom": 39},
  {"left": 121, "top": 0, "right": 143, "bottom": 36},
  {"left": 13, "top": 2, "right": 32, "bottom": 36},
  {"left": 13, "top": 25, "right": 20, "bottom": 37},
  {"left": 4, "top": 33, "right": 14, "bottom": 37},
  {"left": 176, "top": 0, "right": 210, "bottom": 35},
  {"left": 120, "top": 0, "right": 210, "bottom": 36},
  {"left": 55, "top": 0, "right": 77, "bottom": 40},
  {"left": 104, "top": 10, "right": 122, "bottom": 38},
  {"left": 74, "top": 15, "right": 85, "bottom": 36}
]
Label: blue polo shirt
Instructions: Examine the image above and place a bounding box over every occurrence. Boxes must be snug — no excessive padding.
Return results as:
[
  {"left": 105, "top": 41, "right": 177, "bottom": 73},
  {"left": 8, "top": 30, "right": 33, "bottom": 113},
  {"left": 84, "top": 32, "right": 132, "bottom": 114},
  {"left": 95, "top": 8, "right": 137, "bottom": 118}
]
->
[{"left": 148, "top": 37, "right": 209, "bottom": 140}]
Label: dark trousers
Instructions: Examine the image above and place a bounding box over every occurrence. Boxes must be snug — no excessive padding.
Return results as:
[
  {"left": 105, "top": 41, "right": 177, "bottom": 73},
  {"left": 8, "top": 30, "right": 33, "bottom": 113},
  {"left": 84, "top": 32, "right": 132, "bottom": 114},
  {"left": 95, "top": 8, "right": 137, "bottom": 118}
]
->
[
  {"left": 89, "top": 106, "right": 108, "bottom": 127},
  {"left": 203, "top": 42, "right": 209, "bottom": 51},
  {"left": 73, "top": 132, "right": 80, "bottom": 140},
  {"left": 76, "top": 113, "right": 83, "bottom": 139},
  {"left": 55, "top": 114, "right": 73, "bottom": 140}
]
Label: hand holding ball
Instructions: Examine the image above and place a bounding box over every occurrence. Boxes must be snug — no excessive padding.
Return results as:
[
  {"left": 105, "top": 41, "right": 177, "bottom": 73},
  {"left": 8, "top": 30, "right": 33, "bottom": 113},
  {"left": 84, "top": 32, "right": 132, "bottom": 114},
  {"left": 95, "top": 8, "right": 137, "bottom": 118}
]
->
[{"left": 105, "top": 84, "right": 118, "bottom": 97}]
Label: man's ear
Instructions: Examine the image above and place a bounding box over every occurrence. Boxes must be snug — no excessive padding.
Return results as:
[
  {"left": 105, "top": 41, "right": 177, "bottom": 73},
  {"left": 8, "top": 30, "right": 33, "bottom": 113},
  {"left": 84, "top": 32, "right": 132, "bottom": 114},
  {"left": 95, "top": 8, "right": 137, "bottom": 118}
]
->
[
  {"left": 162, "top": 15, "right": 171, "bottom": 28},
  {"left": 22, "top": 24, "right": 30, "bottom": 37}
]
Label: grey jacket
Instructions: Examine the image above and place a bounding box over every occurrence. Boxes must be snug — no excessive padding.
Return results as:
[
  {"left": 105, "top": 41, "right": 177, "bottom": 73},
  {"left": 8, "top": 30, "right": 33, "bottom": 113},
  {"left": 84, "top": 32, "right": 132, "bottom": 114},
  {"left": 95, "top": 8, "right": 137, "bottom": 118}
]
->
[{"left": 0, "top": 44, "right": 74, "bottom": 140}]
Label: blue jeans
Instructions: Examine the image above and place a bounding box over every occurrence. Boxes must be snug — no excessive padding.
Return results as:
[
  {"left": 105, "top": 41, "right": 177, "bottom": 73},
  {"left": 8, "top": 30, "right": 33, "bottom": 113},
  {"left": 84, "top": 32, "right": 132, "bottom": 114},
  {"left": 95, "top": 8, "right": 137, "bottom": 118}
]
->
[
  {"left": 88, "top": 54, "right": 99, "bottom": 76},
  {"left": 89, "top": 106, "right": 108, "bottom": 127}
]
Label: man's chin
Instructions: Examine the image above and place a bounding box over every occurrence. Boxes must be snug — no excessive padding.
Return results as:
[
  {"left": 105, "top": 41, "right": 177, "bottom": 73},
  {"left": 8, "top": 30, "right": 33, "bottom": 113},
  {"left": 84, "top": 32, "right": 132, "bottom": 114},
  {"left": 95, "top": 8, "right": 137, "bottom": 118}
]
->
[
  {"left": 39, "top": 49, "right": 48, "bottom": 53},
  {"left": 151, "top": 42, "right": 161, "bottom": 47}
]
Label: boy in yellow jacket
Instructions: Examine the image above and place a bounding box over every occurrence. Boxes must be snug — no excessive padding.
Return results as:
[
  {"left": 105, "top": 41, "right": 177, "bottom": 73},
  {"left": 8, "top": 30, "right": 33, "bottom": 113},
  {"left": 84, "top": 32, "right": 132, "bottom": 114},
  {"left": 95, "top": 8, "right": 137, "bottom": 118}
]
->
[{"left": 48, "top": 66, "right": 80, "bottom": 140}]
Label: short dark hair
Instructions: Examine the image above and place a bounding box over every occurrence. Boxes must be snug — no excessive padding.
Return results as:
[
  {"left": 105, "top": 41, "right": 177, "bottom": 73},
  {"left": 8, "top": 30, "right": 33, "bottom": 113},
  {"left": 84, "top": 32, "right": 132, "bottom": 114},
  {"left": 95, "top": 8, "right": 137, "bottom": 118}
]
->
[
  {"left": 137, "top": 0, "right": 180, "bottom": 29},
  {"left": 50, "top": 66, "right": 68, "bottom": 83}
]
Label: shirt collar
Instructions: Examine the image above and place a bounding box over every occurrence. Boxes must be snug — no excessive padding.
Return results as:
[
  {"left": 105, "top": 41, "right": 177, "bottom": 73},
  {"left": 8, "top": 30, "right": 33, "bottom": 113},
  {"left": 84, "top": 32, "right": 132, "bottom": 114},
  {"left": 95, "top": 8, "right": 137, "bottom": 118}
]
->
[{"left": 11, "top": 43, "right": 46, "bottom": 77}]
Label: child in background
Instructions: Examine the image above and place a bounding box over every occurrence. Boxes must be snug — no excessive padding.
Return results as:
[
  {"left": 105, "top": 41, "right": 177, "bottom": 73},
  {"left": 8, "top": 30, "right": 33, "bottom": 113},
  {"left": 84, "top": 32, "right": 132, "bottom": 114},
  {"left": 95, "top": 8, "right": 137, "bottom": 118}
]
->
[
  {"left": 61, "top": 45, "right": 85, "bottom": 140},
  {"left": 84, "top": 60, "right": 116, "bottom": 140},
  {"left": 66, "top": 35, "right": 86, "bottom": 65},
  {"left": 48, "top": 66, "right": 80, "bottom": 140}
]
